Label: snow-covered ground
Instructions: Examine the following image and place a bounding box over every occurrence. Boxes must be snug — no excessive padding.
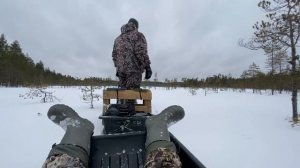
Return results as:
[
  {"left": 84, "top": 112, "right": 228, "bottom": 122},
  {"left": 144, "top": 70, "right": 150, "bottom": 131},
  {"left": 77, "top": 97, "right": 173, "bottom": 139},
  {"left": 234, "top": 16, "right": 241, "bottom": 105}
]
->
[{"left": 0, "top": 86, "right": 299, "bottom": 168}]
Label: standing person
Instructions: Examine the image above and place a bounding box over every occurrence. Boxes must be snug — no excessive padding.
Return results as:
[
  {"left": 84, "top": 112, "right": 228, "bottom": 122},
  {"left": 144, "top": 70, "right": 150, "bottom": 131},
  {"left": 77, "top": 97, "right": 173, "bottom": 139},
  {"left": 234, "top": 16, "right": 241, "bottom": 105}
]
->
[{"left": 112, "top": 18, "right": 152, "bottom": 89}]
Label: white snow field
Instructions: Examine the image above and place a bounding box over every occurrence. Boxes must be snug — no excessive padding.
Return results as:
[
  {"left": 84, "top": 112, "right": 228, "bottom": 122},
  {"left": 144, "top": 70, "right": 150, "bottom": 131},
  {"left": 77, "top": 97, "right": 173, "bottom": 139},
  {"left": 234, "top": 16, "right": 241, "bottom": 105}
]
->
[{"left": 0, "top": 86, "right": 299, "bottom": 168}]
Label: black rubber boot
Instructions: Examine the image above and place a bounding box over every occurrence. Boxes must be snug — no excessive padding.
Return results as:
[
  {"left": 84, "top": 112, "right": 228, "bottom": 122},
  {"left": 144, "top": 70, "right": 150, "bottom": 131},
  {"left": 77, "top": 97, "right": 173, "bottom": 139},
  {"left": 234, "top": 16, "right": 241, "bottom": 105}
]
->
[
  {"left": 47, "top": 104, "right": 94, "bottom": 167},
  {"left": 145, "top": 105, "right": 185, "bottom": 154}
]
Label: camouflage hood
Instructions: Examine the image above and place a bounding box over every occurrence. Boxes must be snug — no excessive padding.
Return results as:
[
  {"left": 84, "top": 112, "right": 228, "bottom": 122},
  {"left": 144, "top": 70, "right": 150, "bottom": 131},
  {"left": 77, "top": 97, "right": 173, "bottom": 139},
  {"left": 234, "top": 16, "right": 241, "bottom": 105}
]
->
[{"left": 121, "top": 22, "right": 137, "bottom": 34}]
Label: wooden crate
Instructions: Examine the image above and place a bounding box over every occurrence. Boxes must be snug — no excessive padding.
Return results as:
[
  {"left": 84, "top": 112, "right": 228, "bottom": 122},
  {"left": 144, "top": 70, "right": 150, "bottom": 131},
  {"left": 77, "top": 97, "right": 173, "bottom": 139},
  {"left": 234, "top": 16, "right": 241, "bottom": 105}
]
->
[{"left": 103, "top": 89, "right": 152, "bottom": 113}]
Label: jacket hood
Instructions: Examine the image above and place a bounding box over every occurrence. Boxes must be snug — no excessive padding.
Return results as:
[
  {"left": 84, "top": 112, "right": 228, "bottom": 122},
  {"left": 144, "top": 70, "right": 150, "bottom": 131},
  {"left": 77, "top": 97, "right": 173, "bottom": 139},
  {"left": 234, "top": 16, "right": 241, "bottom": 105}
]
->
[{"left": 121, "top": 22, "right": 137, "bottom": 34}]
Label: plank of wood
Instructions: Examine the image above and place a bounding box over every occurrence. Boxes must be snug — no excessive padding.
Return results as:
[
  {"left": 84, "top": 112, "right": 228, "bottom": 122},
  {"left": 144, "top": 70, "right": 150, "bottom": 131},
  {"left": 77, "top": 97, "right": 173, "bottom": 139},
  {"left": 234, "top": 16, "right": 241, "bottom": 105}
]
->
[{"left": 103, "top": 89, "right": 152, "bottom": 100}]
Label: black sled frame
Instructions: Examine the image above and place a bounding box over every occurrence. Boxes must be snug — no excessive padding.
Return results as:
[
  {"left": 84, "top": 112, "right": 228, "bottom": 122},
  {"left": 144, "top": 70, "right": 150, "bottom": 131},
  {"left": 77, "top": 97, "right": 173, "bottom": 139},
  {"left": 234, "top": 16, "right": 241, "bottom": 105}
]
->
[{"left": 89, "top": 88, "right": 206, "bottom": 168}]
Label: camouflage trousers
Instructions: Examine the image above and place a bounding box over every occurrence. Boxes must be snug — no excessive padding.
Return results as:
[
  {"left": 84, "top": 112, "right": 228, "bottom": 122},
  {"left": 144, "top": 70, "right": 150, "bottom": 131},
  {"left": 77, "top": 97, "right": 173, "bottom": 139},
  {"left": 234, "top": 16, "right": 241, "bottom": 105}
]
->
[
  {"left": 144, "top": 147, "right": 182, "bottom": 168},
  {"left": 42, "top": 148, "right": 181, "bottom": 168},
  {"left": 42, "top": 154, "right": 85, "bottom": 168},
  {"left": 118, "top": 72, "right": 142, "bottom": 89}
]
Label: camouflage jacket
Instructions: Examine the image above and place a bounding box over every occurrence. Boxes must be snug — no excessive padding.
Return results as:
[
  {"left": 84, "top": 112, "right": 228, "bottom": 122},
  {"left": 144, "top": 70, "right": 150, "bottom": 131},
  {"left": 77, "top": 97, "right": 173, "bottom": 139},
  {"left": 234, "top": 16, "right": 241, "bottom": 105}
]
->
[{"left": 112, "top": 22, "right": 151, "bottom": 74}]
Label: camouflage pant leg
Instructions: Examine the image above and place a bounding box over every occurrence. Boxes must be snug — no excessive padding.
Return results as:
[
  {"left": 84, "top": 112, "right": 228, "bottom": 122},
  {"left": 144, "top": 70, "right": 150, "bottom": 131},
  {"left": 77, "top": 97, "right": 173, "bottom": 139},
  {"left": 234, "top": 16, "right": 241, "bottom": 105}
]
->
[
  {"left": 118, "top": 72, "right": 142, "bottom": 89},
  {"left": 144, "top": 147, "right": 182, "bottom": 168},
  {"left": 42, "top": 154, "right": 86, "bottom": 168}
]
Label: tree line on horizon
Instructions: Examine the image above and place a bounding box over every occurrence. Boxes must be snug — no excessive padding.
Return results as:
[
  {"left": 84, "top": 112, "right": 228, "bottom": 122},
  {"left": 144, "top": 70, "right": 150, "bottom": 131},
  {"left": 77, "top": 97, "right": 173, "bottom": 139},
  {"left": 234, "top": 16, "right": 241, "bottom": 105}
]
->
[
  {"left": 0, "top": 34, "right": 116, "bottom": 87},
  {"left": 0, "top": 33, "right": 299, "bottom": 91}
]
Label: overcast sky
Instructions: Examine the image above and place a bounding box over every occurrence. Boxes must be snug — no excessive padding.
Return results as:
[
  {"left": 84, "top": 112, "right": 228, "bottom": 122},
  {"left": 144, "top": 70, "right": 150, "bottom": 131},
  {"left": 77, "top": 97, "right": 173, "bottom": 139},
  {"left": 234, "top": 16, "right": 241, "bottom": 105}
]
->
[{"left": 0, "top": 0, "right": 267, "bottom": 81}]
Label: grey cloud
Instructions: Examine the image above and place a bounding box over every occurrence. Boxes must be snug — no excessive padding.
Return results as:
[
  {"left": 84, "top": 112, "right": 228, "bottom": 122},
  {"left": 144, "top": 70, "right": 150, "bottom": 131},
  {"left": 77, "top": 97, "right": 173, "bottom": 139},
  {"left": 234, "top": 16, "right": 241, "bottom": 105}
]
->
[{"left": 0, "top": 0, "right": 266, "bottom": 80}]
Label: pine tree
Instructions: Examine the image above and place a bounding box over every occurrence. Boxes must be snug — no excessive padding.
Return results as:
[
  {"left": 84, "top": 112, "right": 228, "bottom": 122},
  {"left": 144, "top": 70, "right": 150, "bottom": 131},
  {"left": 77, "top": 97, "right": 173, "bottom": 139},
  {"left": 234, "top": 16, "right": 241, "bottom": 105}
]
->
[
  {"left": 241, "top": 0, "right": 300, "bottom": 122},
  {"left": 0, "top": 34, "right": 9, "bottom": 85},
  {"left": 35, "top": 60, "right": 45, "bottom": 84},
  {"left": 248, "top": 63, "right": 261, "bottom": 78}
]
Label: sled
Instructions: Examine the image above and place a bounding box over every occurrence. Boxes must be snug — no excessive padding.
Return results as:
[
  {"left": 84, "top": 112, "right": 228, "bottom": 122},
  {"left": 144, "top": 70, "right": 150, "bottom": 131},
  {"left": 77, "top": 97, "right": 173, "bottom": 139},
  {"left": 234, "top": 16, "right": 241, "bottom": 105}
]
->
[{"left": 89, "top": 88, "right": 206, "bottom": 168}]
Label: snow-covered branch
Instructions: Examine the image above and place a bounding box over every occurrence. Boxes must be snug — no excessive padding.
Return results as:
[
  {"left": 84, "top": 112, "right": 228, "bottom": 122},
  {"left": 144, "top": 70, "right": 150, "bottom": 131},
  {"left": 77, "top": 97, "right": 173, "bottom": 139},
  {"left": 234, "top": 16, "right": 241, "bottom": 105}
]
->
[{"left": 19, "top": 87, "right": 61, "bottom": 103}]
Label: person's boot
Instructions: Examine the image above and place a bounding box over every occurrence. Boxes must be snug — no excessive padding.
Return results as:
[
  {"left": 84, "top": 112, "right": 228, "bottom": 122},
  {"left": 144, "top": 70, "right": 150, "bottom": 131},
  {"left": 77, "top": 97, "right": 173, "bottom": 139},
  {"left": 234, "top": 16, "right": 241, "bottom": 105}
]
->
[
  {"left": 47, "top": 104, "right": 94, "bottom": 167},
  {"left": 145, "top": 105, "right": 185, "bottom": 154}
]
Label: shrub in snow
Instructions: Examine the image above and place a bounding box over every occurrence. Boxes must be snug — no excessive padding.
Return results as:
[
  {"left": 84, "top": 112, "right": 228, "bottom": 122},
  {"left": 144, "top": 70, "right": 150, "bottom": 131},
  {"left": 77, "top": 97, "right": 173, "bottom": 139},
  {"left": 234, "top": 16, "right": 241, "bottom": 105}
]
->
[
  {"left": 19, "top": 87, "right": 61, "bottom": 103},
  {"left": 81, "top": 86, "right": 101, "bottom": 108},
  {"left": 187, "top": 87, "right": 198, "bottom": 96}
]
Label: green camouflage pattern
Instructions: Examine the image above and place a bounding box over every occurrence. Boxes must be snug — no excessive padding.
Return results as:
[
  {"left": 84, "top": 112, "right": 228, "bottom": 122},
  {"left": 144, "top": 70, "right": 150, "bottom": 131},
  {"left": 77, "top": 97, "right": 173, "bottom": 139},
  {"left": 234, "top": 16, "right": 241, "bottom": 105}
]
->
[
  {"left": 42, "top": 154, "right": 85, "bottom": 168},
  {"left": 144, "top": 147, "right": 182, "bottom": 168}
]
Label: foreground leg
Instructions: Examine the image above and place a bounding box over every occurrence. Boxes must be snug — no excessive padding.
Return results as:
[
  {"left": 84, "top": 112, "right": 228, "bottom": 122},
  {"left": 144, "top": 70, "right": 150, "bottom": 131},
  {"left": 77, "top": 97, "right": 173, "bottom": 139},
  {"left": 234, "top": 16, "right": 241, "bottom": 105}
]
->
[
  {"left": 144, "top": 105, "right": 185, "bottom": 168},
  {"left": 42, "top": 104, "right": 94, "bottom": 168}
]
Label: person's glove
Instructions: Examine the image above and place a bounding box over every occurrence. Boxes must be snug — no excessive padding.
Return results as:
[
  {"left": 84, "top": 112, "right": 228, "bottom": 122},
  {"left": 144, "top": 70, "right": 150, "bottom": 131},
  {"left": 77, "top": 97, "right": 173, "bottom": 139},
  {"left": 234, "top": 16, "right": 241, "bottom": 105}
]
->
[{"left": 145, "top": 66, "right": 152, "bottom": 79}]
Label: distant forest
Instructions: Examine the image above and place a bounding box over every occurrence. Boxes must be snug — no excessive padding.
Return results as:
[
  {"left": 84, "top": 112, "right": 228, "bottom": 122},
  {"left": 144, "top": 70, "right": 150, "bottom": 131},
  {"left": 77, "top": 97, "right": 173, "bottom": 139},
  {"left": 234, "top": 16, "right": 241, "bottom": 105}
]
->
[
  {"left": 0, "top": 34, "right": 115, "bottom": 87},
  {"left": 0, "top": 33, "right": 299, "bottom": 91}
]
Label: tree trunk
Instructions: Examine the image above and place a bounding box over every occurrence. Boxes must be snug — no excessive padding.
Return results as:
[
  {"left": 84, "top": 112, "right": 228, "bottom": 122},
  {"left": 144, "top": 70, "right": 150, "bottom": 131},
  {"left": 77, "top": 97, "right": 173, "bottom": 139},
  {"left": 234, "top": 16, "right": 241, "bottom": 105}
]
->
[
  {"left": 291, "top": 78, "right": 298, "bottom": 121},
  {"left": 290, "top": 33, "right": 298, "bottom": 121},
  {"left": 90, "top": 86, "right": 94, "bottom": 109},
  {"left": 291, "top": 49, "right": 298, "bottom": 121}
]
